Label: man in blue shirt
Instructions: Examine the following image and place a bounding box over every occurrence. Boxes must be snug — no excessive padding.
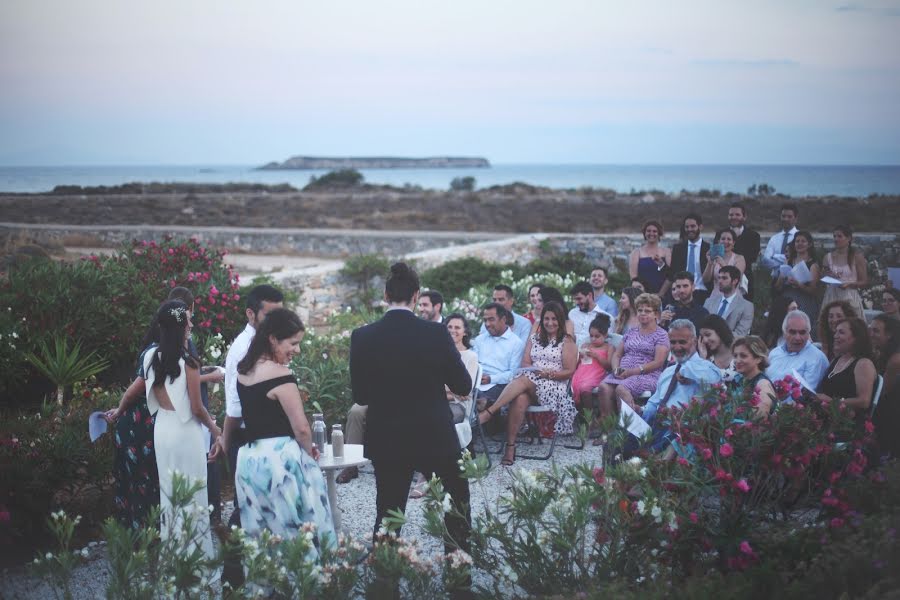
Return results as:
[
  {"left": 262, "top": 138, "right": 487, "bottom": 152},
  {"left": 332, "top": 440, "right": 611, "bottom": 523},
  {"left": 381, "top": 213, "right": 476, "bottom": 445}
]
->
[
  {"left": 472, "top": 303, "right": 526, "bottom": 407},
  {"left": 591, "top": 266, "right": 619, "bottom": 317},
  {"left": 766, "top": 310, "right": 829, "bottom": 390}
]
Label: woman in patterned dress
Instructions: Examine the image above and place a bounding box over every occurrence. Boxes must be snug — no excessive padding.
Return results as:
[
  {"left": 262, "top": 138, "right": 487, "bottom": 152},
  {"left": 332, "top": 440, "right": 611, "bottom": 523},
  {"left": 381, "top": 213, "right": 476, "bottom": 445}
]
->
[
  {"left": 232, "top": 308, "right": 335, "bottom": 554},
  {"left": 478, "top": 301, "right": 577, "bottom": 465}
]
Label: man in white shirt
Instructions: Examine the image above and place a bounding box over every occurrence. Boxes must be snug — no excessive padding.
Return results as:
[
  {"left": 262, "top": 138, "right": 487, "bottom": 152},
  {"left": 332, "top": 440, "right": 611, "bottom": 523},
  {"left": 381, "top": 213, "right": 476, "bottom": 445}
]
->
[
  {"left": 590, "top": 266, "right": 618, "bottom": 317},
  {"left": 703, "top": 266, "right": 753, "bottom": 337},
  {"left": 568, "top": 281, "right": 611, "bottom": 346},
  {"left": 766, "top": 310, "right": 830, "bottom": 390},
  {"left": 479, "top": 284, "right": 532, "bottom": 343},
  {"left": 761, "top": 203, "right": 800, "bottom": 274}
]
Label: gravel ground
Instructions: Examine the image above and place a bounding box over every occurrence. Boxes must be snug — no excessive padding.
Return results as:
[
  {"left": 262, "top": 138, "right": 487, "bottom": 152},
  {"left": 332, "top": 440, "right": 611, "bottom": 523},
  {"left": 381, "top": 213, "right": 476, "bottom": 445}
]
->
[{"left": 0, "top": 437, "right": 601, "bottom": 599}]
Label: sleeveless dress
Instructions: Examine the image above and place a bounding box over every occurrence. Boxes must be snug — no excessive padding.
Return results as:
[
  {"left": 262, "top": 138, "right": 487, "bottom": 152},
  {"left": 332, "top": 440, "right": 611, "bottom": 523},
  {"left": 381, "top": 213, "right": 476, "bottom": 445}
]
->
[
  {"left": 571, "top": 346, "right": 609, "bottom": 405},
  {"left": 818, "top": 357, "right": 874, "bottom": 426},
  {"left": 236, "top": 375, "right": 335, "bottom": 556},
  {"left": 143, "top": 350, "right": 215, "bottom": 563},
  {"left": 113, "top": 345, "right": 159, "bottom": 529},
  {"left": 822, "top": 253, "right": 866, "bottom": 319},
  {"left": 637, "top": 256, "right": 666, "bottom": 294},
  {"left": 781, "top": 258, "right": 820, "bottom": 335},
  {"left": 603, "top": 326, "right": 670, "bottom": 396},
  {"left": 524, "top": 335, "right": 577, "bottom": 435}
]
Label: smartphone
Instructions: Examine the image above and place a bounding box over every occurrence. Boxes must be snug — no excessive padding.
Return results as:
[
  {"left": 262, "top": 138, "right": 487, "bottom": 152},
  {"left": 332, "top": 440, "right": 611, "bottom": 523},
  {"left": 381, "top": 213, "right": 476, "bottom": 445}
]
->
[{"left": 710, "top": 244, "right": 725, "bottom": 259}]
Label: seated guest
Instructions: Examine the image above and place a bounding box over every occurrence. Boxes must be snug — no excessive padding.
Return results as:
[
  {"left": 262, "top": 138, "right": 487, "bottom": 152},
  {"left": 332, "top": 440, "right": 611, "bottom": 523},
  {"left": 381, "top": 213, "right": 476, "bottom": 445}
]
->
[
  {"left": 641, "top": 320, "right": 723, "bottom": 424},
  {"left": 571, "top": 314, "right": 613, "bottom": 409},
  {"left": 235, "top": 308, "right": 335, "bottom": 550},
  {"left": 731, "top": 336, "right": 777, "bottom": 418},
  {"left": 614, "top": 287, "right": 642, "bottom": 335},
  {"left": 595, "top": 293, "right": 670, "bottom": 417},
  {"left": 659, "top": 271, "right": 709, "bottom": 331},
  {"left": 531, "top": 286, "right": 575, "bottom": 338},
  {"left": 819, "top": 300, "right": 858, "bottom": 360},
  {"left": 870, "top": 314, "right": 900, "bottom": 396},
  {"left": 590, "top": 266, "right": 619, "bottom": 316},
  {"left": 524, "top": 284, "right": 545, "bottom": 324},
  {"left": 773, "top": 231, "right": 820, "bottom": 335},
  {"left": 702, "top": 228, "right": 747, "bottom": 292},
  {"left": 417, "top": 290, "right": 445, "bottom": 323},
  {"left": 766, "top": 310, "right": 830, "bottom": 389},
  {"left": 698, "top": 314, "right": 737, "bottom": 382},
  {"left": 479, "top": 284, "right": 533, "bottom": 343},
  {"left": 881, "top": 288, "right": 900, "bottom": 320},
  {"left": 816, "top": 317, "right": 877, "bottom": 423},
  {"left": 478, "top": 301, "right": 577, "bottom": 465},
  {"left": 703, "top": 266, "right": 753, "bottom": 337},
  {"left": 569, "top": 281, "right": 612, "bottom": 347},
  {"left": 762, "top": 296, "right": 799, "bottom": 350},
  {"left": 630, "top": 277, "right": 647, "bottom": 293},
  {"left": 472, "top": 303, "right": 526, "bottom": 407}
]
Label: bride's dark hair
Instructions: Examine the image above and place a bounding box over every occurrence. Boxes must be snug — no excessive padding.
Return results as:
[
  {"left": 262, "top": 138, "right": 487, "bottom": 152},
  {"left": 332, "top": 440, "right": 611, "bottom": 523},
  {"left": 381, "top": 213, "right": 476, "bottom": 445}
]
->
[
  {"left": 150, "top": 300, "right": 198, "bottom": 388},
  {"left": 238, "top": 309, "right": 305, "bottom": 374}
]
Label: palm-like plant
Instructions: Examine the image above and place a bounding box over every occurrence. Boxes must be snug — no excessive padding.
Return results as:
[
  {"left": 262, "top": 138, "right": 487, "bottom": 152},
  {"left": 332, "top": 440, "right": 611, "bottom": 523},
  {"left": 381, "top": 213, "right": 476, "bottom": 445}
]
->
[{"left": 26, "top": 336, "right": 110, "bottom": 405}]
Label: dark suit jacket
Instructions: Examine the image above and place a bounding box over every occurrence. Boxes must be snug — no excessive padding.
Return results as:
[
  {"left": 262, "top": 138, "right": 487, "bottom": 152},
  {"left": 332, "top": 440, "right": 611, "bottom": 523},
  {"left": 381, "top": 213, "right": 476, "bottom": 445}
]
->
[
  {"left": 668, "top": 240, "right": 710, "bottom": 280},
  {"left": 733, "top": 227, "right": 761, "bottom": 266},
  {"left": 350, "top": 309, "right": 472, "bottom": 462}
]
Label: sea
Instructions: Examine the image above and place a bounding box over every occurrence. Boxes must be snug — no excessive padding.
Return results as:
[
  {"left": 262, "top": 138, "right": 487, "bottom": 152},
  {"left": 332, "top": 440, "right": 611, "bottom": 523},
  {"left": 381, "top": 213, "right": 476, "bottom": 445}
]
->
[{"left": 1, "top": 164, "right": 900, "bottom": 197}]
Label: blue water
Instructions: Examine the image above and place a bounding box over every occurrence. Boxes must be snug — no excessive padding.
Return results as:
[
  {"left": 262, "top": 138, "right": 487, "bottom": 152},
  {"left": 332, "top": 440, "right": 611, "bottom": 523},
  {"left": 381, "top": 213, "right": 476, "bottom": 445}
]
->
[{"left": 1, "top": 164, "right": 899, "bottom": 197}]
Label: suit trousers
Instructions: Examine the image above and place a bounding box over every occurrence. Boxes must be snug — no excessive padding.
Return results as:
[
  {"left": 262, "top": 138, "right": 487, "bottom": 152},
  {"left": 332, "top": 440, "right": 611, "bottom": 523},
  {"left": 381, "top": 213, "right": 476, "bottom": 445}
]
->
[{"left": 372, "top": 453, "right": 471, "bottom": 554}]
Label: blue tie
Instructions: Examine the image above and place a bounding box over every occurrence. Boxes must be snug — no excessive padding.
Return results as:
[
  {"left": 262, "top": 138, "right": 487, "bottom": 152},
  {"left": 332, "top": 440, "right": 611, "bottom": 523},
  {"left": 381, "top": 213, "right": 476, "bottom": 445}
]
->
[
  {"left": 717, "top": 298, "right": 729, "bottom": 316},
  {"left": 687, "top": 243, "right": 696, "bottom": 275}
]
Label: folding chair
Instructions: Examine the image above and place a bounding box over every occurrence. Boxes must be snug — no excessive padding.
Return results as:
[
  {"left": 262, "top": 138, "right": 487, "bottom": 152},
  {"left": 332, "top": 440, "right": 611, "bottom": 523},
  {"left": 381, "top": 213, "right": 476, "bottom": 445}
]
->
[{"left": 870, "top": 375, "right": 884, "bottom": 419}]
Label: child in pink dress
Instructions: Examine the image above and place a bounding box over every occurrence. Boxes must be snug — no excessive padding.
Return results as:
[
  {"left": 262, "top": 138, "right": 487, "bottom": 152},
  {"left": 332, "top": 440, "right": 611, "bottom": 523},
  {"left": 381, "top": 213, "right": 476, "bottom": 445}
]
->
[{"left": 571, "top": 315, "right": 612, "bottom": 408}]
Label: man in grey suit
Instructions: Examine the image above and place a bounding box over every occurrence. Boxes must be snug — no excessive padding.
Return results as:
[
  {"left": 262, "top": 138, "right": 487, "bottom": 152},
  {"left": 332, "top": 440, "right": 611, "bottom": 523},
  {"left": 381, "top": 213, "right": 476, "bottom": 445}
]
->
[{"left": 703, "top": 266, "right": 754, "bottom": 337}]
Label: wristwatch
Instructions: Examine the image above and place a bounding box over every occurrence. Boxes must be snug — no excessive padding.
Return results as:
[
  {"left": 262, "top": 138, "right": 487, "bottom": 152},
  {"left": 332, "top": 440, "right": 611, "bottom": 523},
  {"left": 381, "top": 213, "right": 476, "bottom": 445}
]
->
[{"left": 639, "top": 365, "right": 645, "bottom": 375}]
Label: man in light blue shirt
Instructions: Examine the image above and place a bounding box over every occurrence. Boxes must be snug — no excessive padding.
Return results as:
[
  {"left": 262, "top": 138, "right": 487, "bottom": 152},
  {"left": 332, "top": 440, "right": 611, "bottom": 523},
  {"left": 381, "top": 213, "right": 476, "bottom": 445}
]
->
[
  {"left": 472, "top": 303, "right": 526, "bottom": 404},
  {"left": 479, "top": 284, "right": 533, "bottom": 343},
  {"left": 766, "top": 310, "right": 829, "bottom": 389},
  {"left": 591, "top": 266, "right": 619, "bottom": 317},
  {"left": 641, "top": 320, "right": 723, "bottom": 425}
]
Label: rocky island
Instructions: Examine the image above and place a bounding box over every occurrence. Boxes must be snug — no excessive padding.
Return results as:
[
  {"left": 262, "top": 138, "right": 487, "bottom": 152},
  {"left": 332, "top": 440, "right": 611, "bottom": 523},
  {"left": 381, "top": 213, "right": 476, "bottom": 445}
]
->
[{"left": 257, "top": 155, "right": 490, "bottom": 170}]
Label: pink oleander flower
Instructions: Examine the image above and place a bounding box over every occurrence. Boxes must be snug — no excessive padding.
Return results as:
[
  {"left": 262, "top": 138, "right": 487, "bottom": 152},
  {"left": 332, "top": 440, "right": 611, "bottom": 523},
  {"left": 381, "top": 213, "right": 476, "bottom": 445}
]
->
[
  {"left": 689, "top": 512, "right": 698, "bottom": 523},
  {"left": 720, "top": 443, "right": 734, "bottom": 457},
  {"left": 735, "top": 479, "right": 750, "bottom": 493},
  {"left": 592, "top": 467, "right": 605, "bottom": 485},
  {"left": 830, "top": 518, "right": 845, "bottom": 529},
  {"left": 724, "top": 428, "right": 733, "bottom": 438},
  {"left": 739, "top": 540, "right": 753, "bottom": 555},
  {"left": 864, "top": 421, "right": 875, "bottom": 433},
  {"left": 701, "top": 447, "right": 713, "bottom": 460}
]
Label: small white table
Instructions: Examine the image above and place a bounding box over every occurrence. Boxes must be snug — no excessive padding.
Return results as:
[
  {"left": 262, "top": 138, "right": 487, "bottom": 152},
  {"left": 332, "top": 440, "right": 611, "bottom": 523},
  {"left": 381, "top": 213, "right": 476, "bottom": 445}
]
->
[{"left": 317, "top": 443, "right": 370, "bottom": 532}]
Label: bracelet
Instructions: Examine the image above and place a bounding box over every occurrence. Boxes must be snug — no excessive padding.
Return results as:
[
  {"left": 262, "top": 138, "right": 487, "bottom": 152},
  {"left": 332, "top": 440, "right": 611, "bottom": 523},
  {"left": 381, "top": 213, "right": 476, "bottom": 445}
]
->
[{"left": 639, "top": 364, "right": 645, "bottom": 375}]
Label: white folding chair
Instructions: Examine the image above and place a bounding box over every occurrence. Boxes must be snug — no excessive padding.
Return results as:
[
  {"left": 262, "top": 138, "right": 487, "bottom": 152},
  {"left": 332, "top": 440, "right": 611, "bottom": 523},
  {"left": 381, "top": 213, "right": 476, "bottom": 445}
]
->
[
  {"left": 869, "top": 374, "right": 884, "bottom": 419},
  {"left": 455, "top": 364, "right": 481, "bottom": 450}
]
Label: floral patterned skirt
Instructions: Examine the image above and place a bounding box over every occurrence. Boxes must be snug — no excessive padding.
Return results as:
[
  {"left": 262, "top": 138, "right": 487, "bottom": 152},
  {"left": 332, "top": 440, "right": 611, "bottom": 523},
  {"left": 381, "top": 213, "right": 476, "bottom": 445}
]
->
[{"left": 113, "top": 399, "right": 159, "bottom": 529}]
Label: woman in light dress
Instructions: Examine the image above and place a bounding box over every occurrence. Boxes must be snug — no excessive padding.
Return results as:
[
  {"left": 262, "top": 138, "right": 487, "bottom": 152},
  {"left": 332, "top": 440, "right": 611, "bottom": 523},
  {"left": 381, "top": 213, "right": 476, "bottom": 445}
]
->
[{"left": 821, "top": 225, "right": 867, "bottom": 320}]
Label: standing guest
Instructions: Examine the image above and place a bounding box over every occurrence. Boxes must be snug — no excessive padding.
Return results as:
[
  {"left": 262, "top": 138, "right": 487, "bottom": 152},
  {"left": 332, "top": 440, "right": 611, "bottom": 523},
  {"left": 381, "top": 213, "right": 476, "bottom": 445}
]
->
[
  {"left": 568, "top": 281, "right": 610, "bottom": 346},
  {"left": 702, "top": 229, "right": 747, "bottom": 292},
  {"left": 821, "top": 225, "right": 868, "bottom": 321},
  {"left": 762, "top": 296, "right": 799, "bottom": 350},
  {"left": 234, "top": 309, "right": 335, "bottom": 551},
  {"left": 596, "top": 293, "right": 670, "bottom": 417},
  {"left": 697, "top": 314, "right": 737, "bottom": 382},
  {"left": 478, "top": 302, "right": 578, "bottom": 463},
  {"left": 661, "top": 214, "right": 709, "bottom": 302},
  {"left": 659, "top": 271, "right": 709, "bottom": 331},
  {"left": 349, "top": 262, "right": 473, "bottom": 561},
  {"left": 767, "top": 310, "right": 830, "bottom": 389},
  {"left": 881, "top": 288, "right": 900, "bottom": 320},
  {"left": 731, "top": 336, "right": 777, "bottom": 418},
  {"left": 417, "top": 290, "right": 445, "bottom": 323},
  {"left": 870, "top": 314, "right": 900, "bottom": 396},
  {"left": 143, "top": 301, "right": 221, "bottom": 561},
  {"left": 590, "top": 266, "right": 618, "bottom": 316},
  {"left": 761, "top": 203, "right": 800, "bottom": 275},
  {"left": 703, "top": 266, "right": 754, "bottom": 337},
  {"left": 728, "top": 203, "right": 761, "bottom": 300},
  {"left": 614, "top": 287, "right": 643, "bottom": 335},
  {"left": 571, "top": 314, "right": 613, "bottom": 410},
  {"left": 478, "top": 284, "right": 533, "bottom": 343},
  {"left": 816, "top": 318, "right": 877, "bottom": 423},
  {"left": 819, "top": 300, "right": 858, "bottom": 361},
  {"left": 629, "top": 220, "right": 671, "bottom": 295},
  {"left": 773, "top": 231, "right": 820, "bottom": 335},
  {"left": 524, "top": 283, "right": 545, "bottom": 324}
]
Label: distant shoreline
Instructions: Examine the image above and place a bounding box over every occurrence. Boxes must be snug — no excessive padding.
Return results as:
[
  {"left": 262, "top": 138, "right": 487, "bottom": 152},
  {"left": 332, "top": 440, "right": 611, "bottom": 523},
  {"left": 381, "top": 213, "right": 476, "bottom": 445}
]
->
[{"left": 257, "top": 156, "right": 491, "bottom": 170}]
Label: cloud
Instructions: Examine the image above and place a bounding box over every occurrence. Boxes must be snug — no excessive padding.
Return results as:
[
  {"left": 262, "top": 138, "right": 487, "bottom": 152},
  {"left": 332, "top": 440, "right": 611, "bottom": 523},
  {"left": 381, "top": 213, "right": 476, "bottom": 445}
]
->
[{"left": 691, "top": 58, "right": 799, "bottom": 68}]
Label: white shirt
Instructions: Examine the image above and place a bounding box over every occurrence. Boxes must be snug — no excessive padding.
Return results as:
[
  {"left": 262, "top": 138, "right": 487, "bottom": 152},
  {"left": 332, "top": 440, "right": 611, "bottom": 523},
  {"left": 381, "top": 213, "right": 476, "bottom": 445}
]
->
[
  {"left": 224, "top": 323, "right": 256, "bottom": 419},
  {"left": 568, "top": 304, "right": 612, "bottom": 347},
  {"left": 762, "top": 227, "right": 799, "bottom": 271},
  {"left": 686, "top": 239, "right": 706, "bottom": 291}
]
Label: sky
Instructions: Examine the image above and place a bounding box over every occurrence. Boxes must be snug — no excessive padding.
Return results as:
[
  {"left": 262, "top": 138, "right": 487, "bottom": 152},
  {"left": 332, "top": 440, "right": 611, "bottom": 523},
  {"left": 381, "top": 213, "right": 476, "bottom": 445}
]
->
[{"left": 1, "top": 0, "right": 899, "bottom": 165}]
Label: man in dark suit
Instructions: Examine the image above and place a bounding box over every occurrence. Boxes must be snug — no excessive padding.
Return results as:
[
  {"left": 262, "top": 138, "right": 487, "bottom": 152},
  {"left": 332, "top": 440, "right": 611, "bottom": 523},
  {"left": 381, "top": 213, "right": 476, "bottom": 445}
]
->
[
  {"left": 350, "top": 262, "right": 473, "bottom": 556},
  {"left": 662, "top": 214, "right": 710, "bottom": 302},
  {"left": 728, "top": 203, "right": 761, "bottom": 300}
]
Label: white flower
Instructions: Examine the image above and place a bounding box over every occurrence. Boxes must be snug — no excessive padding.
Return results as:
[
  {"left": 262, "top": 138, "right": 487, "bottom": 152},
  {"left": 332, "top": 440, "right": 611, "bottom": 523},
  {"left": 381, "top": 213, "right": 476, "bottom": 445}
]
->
[
  {"left": 636, "top": 500, "right": 646, "bottom": 515},
  {"left": 80, "top": 548, "right": 89, "bottom": 558},
  {"left": 639, "top": 467, "right": 648, "bottom": 478},
  {"left": 45, "top": 552, "right": 53, "bottom": 560},
  {"left": 627, "top": 456, "right": 642, "bottom": 467},
  {"left": 651, "top": 505, "right": 663, "bottom": 523},
  {"left": 441, "top": 493, "right": 453, "bottom": 514}
]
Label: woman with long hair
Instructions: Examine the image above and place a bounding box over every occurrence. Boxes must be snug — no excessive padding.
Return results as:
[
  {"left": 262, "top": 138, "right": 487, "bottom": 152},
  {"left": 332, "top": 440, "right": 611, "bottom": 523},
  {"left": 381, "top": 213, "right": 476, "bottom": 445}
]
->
[
  {"left": 881, "top": 288, "right": 900, "bottom": 320},
  {"left": 870, "top": 314, "right": 900, "bottom": 396},
  {"left": 762, "top": 296, "right": 799, "bottom": 350},
  {"left": 731, "top": 336, "right": 776, "bottom": 418},
  {"left": 819, "top": 300, "right": 858, "bottom": 360},
  {"left": 774, "top": 231, "right": 821, "bottom": 333},
  {"left": 478, "top": 301, "right": 577, "bottom": 465},
  {"left": 525, "top": 284, "right": 545, "bottom": 324},
  {"left": 629, "top": 220, "right": 671, "bottom": 294},
  {"left": 234, "top": 308, "right": 335, "bottom": 552},
  {"left": 821, "top": 225, "right": 867, "bottom": 320},
  {"left": 698, "top": 314, "right": 737, "bottom": 382},
  {"left": 816, "top": 317, "right": 877, "bottom": 424},
  {"left": 702, "top": 228, "right": 747, "bottom": 291},
  {"left": 614, "top": 287, "right": 642, "bottom": 335}
]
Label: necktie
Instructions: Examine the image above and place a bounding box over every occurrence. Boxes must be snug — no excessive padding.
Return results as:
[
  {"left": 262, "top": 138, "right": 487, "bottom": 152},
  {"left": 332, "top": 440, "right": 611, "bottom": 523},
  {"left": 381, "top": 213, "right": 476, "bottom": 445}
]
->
[
  {"left": 661, "top": 363, "right": 683, "bottom": 405},
  {"left": 780, "top": 232, "right": 789, "bottom": 255},
  {"left": 717, "top": 298, "right": 729, "bottom": 316},
  {"left": 687, "top": 243, "right": 696, "bottom": 275}
]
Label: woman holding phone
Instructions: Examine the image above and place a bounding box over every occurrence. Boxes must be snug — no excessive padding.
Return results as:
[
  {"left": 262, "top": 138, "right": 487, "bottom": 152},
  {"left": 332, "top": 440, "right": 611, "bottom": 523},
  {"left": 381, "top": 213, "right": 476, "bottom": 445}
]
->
[{"left": 702, "top": 228, "right": 747, "bottom": 291}]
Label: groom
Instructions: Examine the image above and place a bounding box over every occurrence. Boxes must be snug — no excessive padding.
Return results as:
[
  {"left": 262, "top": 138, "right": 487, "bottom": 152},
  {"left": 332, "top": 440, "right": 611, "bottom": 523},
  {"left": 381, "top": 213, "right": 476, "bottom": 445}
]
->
[{"left": 349, "top": 262, "right": 473, "bottom": 556}]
